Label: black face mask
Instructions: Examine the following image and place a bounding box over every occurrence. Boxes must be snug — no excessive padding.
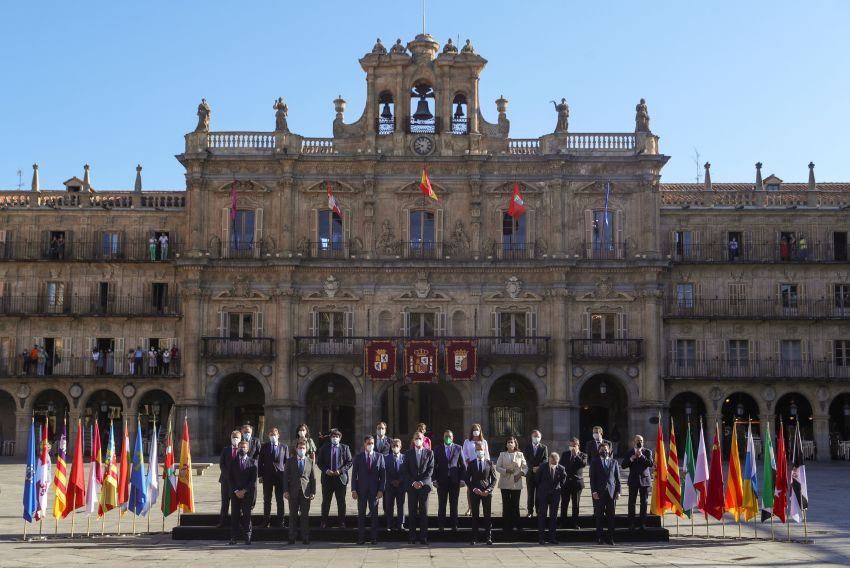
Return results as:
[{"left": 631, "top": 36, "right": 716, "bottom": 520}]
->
[
  {"left": 635, "top": 441, "right": 643, "bottom": 449},
  {"left": 238, "top": 449, "right": 248, "bottom": 457}
]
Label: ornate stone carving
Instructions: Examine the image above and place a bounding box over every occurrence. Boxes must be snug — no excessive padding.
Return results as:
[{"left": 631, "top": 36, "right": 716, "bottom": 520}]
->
[
  {"left": 296, "top": 237, "right": 309, "bottom": 255},
  {"left": 448, "top": 220, "right": 470, "bottom": 256},
  {"left": 635, "top": 98, "right": 650, "bottom": 133},
  {"left": 442, "top": 38, "right": 458, "bottom": 54},
  {"left": 389, "top": 39, "right": 406, "bottom": 55},
  {"left": 506, "top": 276, "right": 522, "bottom": 299},
  {"left": 415, "top": 271, "right": 431, "bottom": 299},
  {"left": 273, "top": 97, "right": 289, "bottom": 133},
  {"left": 552, "top": 98, "right": 569, "bottom": 133},
  {"left": 534, "top": 238, "right": 548, "bottom": 256},
  {"left": 376, "top": 220, "right": 401, "bottom": 255},
  {"left": 323, "top": 275, "right": 340, "bottom": 298},
  {"left": 232, "top": 275, "right": 250, "bottom": 297},
  {"left": 594, "top": 277, "right": 614, "bottom": 299},
  {"left": 461, "top": 39, "right": 475, "bottom": 54},
  {"left": 195, "top": 98, "right": 211, "bottom": 132},
  {"left": 371, "top": 38, "right": 387, "bottom": 55}
]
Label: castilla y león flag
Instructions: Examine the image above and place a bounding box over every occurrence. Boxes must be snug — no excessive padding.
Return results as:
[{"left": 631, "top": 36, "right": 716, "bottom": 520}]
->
[{"left": 507, "top": 181, "right": 526, "bottom": 218}]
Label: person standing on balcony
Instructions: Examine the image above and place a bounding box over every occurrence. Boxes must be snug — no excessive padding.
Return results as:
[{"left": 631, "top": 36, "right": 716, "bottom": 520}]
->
[
  {"left": 56, "top": 235, "right": 65, "bottom": 259},
  {"left": 91, "top": 347, "right": 102, "bottom": 375},
  {"left": 134, "top": 346, "right": 144, "bottom": 376},
  {"left": 170, "top": 345, "right": 179, "bottom": 374},
  {"left": 158, "top": 233, "right": 169, "bottom": 260},
  {"left": 147, "top": 346, "right": 157, "bottom": 376},
  {"left": 36, "top": 346, "right": 47, "bottom": 376},
  {"left": 728, "top": 236, "right": 739, "bottom": 262},
  {"left": 798, "top": 233, "right": 808, "bottom": 260},
  {"left": 162, "top": 348, "right": 171, "bottom": 375},
  {"left": 127, "top": 349, "right": 135, "bottom": 376},
  {"left": 105, "top": 348, "right": 114, "bottom": 375},
  {"left": 148, "top": 236, "right": 157, "bottom": 260}
]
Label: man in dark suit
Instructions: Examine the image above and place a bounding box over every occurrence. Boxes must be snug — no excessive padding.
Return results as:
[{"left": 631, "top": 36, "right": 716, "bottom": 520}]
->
[
  {"left": 316, "top": 428, "right": 353, "bottom": 528},
  {"left": 375, "top": 421, "right": 392, "bottom": 458},
  {"left": 560, "top": 437, "right": 588, "bottom": 528},
  {"left": 433, "top": 429, "right": 466, "bottom": 531},
  {"left": 585, "top": 425, "right": 613, "bottom": 460},
  {"left": 351, "top": 435, "right": 387, "bottom": 544},
  {"left": 258, "top": 427, "right": 288, "bottom": 528},
  {"left": 403, "top": 431, "right": 434, "bottom": 545},
  {"left": 241, "top": 423, "right": 261, "bottom": 460},
  {"left": 284, "top": 440, "right": 316, "bottom": 545},
  {"left": 621, "top": 434, "right": 654, "bottom": 530},
  {"left": 384, "top": 438, "right": 406, "bottom": 530},
  {"left": 466, "top": 441, "right": 496, "bottom": 545},
  {"left": 217, "top": 429, "right": 242, "bottom": 527},
  {"left": 523, "top": 430, "right": 548, "bottom": 517},
  {"left": 535, "top": 452, "right": 566, "bottom": 545},
  {"left": 590, "top": 441, "right": 621, "bottom": 545},
  {"left": 228, "top": 440, "right": 258, "bottom": 545}
]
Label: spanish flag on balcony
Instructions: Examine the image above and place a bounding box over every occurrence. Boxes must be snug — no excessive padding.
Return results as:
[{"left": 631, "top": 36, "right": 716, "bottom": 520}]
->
[{"left": 419, "top": 164, "right": 438, "bottom": 201}]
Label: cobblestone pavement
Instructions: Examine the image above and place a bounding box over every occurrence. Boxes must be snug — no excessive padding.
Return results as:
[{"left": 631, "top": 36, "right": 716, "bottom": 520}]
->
[{"left": 0, "top": 458, "right": 847, "bottom": 567}]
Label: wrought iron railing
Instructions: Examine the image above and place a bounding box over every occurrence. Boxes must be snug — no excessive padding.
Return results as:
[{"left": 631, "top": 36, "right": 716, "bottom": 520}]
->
[
  {"left": 570, "top": 339, "right": 644, "bottom": 362},
  {"left": 201, "top": 337, "right": 275, "bottom": 359}
]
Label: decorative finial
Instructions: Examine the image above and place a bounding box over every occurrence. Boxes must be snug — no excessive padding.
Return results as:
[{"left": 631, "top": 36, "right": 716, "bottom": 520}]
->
[
  {"left": 390, "top": 39, "right": 406, "bottom": 55},
  {"left": 755, "top": 162, "right": 764, "bottom": 191},
  {"left": 807, "top": 162, "right": 816, "bottom": 192},
  {"left": 371, "top": 38, "right": 387, "bottom": 55},
  {"left": 134, "top": 164, "right": 143, "bottom": 193},
  {"left": 31, "top": 163, "right": 39, "bottom": 192},
  {"left": 703, "top": 162, "right": 712, "bottom": 192},
  {"left": 83, "top": 164, "right": 92, "bottom": 192}
]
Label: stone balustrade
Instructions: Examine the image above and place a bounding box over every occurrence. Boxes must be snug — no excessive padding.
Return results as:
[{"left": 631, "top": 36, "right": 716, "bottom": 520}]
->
[
  {"left": 301, "top": 137, "right": 337, "bottom": 154},
  {"left": 0, "top": 190, "right": 186, "bottom": 209},
  {"left": 567, "top": 133, "right": 635, "bottom": 151},
  {"left": 208, "top": 131, "right": 275, "bottom": 149},
  {"left": 661, "top": 188, "right": 850, "bottom": 208}
]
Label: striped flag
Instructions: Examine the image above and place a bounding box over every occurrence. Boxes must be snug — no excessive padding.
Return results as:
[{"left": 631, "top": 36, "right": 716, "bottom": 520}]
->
[
  {"left": 85, "top": 421, "right": 103, "bottom": 515},
  {"left": 117, "top": 420, "right": 130, "bottom": 514},
  {"left": 760, "top": 422, "right": 776, "bottom": 522},
  {"left": 327, "top": 180, "right": 343, "bottom": 218},
  {"left": 724, "top": 422, "right": 744, "bottom": 521},
  {"left": 34, "top": 421, "right": 51, "bottom": 521},
  {"left": 650, "top": 415, "right": 670, "bottom": 515},
  {"left": 742, "top": 422, "right": 760, "bottom": 521},
  {"left": 419, "top": 164, "right": 438, "bottom": 201},
  {"left": 98, "top": 421, "right": 119, "bottom": 517},
  {"left": 52, "top": 421, "right": 68, "bottom": 520},
  {"left": 666, "top": 418, "right": 684, "bottom": 517},
  {"left": 789, "top": 422, "right": 808, "bottom": 523},
  {"left": 161, "top": 414, "right": 178, "bottom": 517},
  {"left": 681, "top": 421, "right": 698, "bottom": 518},
  {"left": 176, "top": 417, "right": 195, "bottom": 512}
]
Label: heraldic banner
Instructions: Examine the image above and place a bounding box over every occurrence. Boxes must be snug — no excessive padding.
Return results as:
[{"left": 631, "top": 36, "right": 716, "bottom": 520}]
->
[
  {"left": 365, "top": 340, "right": 397, "bottom": 380},
  {"left": 444, "top": 340, "right": 477, "bottom": 381},
  {"left": 404, "top": 340, "right": 438, "bottom": 383}
]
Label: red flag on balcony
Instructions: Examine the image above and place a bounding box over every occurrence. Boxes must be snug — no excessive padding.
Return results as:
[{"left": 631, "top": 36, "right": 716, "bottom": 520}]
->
[
  {"left": 365, "top": 340, "right": 397, "bottom": 381},
  {"left": 230, "top": 181, "right": 237, "bottom": 221},
  {"left": 444, "top": 340, "right": 477, "bottom": 381},
  {"left": 404, "top": 340, "right": 438, "bottom": 383},
  {"left": 507, "top": 181, "right": 526, "bottom": 219},
  {"left": 327, "top": 180, "right": 343, "bottom": 218}
]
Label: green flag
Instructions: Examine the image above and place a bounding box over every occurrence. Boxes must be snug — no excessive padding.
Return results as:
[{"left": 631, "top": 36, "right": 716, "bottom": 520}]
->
[
  {"left": 681, "top": 421, "right": 698, "bottom": 518},
  {"left": 761, "top": 421, "right": 776, "bottom": 521}
]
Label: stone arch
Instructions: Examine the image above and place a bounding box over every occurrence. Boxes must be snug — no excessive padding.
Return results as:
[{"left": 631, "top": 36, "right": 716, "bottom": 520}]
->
[
  {"left": 486, "top": 373, "right": 539, "bottom": 444},
  {"left": 297, "top": 367, "right": 362, "bottom": 408},
  {"left": 78, "top": 385, "right": 126, "bottom": 413},
  {"left": 479, "top": 366, "right": 548, "bottom": 405},
  {"left": 576, "top": 371, "right": 631, "bottom": 454},
  {"left": 450, "top": 308, "right": 469, "bottom": 335},
  {"left": 204, "top": 365, "right": 273, "bottom": 407},
  {"left": 828, "top": 392, "right": 850, "bottom": 458},
  {"left": 571, "top": 366, "right": 639, "bottom": 403},
  {"left": 774, "top": 391, "right": 814, "bottom": 440},
  {"left": 0, "top": 389, "right": 17, "bottom": 446}
]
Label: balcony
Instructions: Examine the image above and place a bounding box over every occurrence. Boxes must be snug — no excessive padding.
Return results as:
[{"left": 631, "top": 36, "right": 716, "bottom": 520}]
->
[
  {"left": 0, "top": 239, "right": 179, "bottom": 262},
  {"left": 0, "top": 355, "right": 181, "bottom": 378},
  {"left": 294, "top": 336, "right": 550, "bottom": 360},
  {"left": 667, "top": 242, "right": 846, "bottom": 264},
  {"left": 665, "top": 299, "right": 850, "bottom": 320},
  {"left": 581, "top": 242, "right": 629, "bottom": 260},
  {"left": 570, "top": 339, "right": 644, "bottom": 362},
  {"left": 666, "top": 359, "right": 850, "bottom": 380},
  {"left": 0, "top": 295, "right": 180, "bottom": 317},
  {"left": 201, "top": 337, "right": 275, "bottom": 359}
]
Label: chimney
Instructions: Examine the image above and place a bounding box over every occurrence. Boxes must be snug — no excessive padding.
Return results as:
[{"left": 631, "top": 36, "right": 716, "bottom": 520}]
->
[
  {"left": 31, "top": 163, "right": 40, "bottom": 192},
  {"left": 703, "top": 162, "right": 712, "bottom": 192},
  {"left": 134, "top": 164, "right": 143, "bottom": 193},
  {"left": 754, "top": 162, "right": 763, "bottom": 191},
  {"left": 83, "top": 164, "right": 92, "bottom": 192}
]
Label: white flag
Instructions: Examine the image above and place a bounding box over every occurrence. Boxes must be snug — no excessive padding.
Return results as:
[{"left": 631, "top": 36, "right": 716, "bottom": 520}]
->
[
  {"left": 141, "top": 425, "right": 159, "bottom": 516},
  {"left": 694, "top": 422, "right": 710, "bottom": 511}
]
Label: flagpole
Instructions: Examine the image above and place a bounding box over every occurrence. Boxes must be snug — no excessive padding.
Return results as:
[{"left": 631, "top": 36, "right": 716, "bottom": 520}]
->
[
  {"left": 86, "top": 515, "right": 91, "bottom": 537},
  {"left": 132, "top": 511, "right": 136, "bottom": 535},
  {"left": 737, "top": 516, "right": 741, "bottom": 538},
  {"left": 117, "top": 508, "right": 121, "bottom": 535},
  {"left": 101, "top": 512, "right": 105, "bottom": 536},
  {"left": 803, "top": 509, "right": 808, "bottom": 541},
  {"left": 721, "top": 514, "right": 725, "bottom": 538},
  {"left": 54, "top": 518, "right": 58, "bottom": 536},
  {"left": 39, "top": 519, "right": 43, "bottom": 536},
  {"left": 690, "top": 512, "right": 694, "bottom": 536},
  {"left": 71, "top": 509, "right": 76, "bottom": 538},
  {"left": 23, "top": 520, "right": 28, "bottom": 541},
  {"left": 770, "top": 514, "right": 774, "bottom": 540},
  {"left": 675, "top": 515, "right": 679, "bottom": 537}
]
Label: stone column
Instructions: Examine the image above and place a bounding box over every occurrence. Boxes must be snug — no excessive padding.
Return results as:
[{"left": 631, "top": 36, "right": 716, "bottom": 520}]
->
[
  {"left": 279, "top": 176, "right": 294, "bottom": 254},
  {"left": 812, "top": 414, "right": 830, "bottom": 461},
  {"left": 550, "top": 290, "right": 568, "bottom": 402},
  {"left": 641, "top": 290, "right": 663, "bottom": 403},
  {"left": 14, "top": 410, "right": 30, "bottom": 458},
  {"left": 179, "top": 287, "right": 204, "bottom": 403},
  {"left": 274, "top": 287, "right": 295, "bottom": 403}
]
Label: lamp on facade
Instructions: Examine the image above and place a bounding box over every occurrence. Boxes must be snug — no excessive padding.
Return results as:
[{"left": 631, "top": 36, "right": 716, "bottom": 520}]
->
[
  {"left": 328, "top": 381, "right": 335, "bottom": 394},
  {"left": 844, "top": 401, "right": 850, "bottom": 417},
  {"left": 736, "top": 401, "right": 745, "bottom": 417},
  {"left": 508, "top": 381, "right": 516, "bottom": 395},
  {"left": 47, "top": 401, "right": 55, "bottom": 414},
  {"left": 152, "top": 400, "right": 161, "bottom": 417},
  {"left": 684, "top": 402, "right": 693, "bottom": 416},
  {"left": 599, "top": 381, "right": 607, "bottom": 395},
  {"left": 237, "top": 380, "right": 245, "bottom": 394},
  {"left": 789, "top": 400, "right": 798, "bottom": 417},
  {"left": 100, "top": 400, "right": 108, "bottom": 414}
]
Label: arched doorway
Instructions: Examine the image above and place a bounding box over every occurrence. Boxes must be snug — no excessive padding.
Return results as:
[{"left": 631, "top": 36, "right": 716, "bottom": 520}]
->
[
  {"left": 721, "top": 392, "right": 759, "bottom": 458},
  {"left": 579, "top": 374, "right": 628, "bottom": 456},
  {"left": 84, "top": 390, "right": 124, "bottom": 452},
  {"left": 775, "top": 392, "right": 813, "bottom": 442},
  {"left": 487, "top": 374, "right": 538, "bottom": 448},
  {"left": 137, "top": 390, "right": 175, "bottom": 451},
  {"left": 380, "top": 381, "right": 463, "bottom": 446},
  {"left": 669, "top": 392, "right": 707, "bottom": 453},
  {"left": 217, "top": 374, "right": 265, "bottom": 446},
  {"left": 828, "top": 393, "right": 850, "bottom": 459},
  {"left": 32, "top": 389, "right": 70, "bottom": 444},
  {"left": 306, "top": 374, "right": 356, "bottom": 445},
  {"left": 0, "top": 390, "right": 17, "bottom": 447}
]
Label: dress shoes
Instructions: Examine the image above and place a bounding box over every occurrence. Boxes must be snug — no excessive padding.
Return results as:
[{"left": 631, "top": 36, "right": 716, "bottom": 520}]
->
[
  {"left": 228, "top": 539, "right": 237, "bottom": 545},
  {"left": 486, "top": 534, "right": 493, "bottom": 545}
]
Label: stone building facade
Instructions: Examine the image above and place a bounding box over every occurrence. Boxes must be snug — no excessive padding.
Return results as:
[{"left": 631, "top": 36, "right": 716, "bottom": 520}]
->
[{"left": 1, "top": 34, "right": 848, "bottom": 460}]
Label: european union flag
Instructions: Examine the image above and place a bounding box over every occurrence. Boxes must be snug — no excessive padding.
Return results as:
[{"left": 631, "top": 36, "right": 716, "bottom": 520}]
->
[
  {"left": 23, "top": 420, "right": 37, "bottom": 522},
  {"left": 128, "top": 422, "right": 148, "bottom": 515}
]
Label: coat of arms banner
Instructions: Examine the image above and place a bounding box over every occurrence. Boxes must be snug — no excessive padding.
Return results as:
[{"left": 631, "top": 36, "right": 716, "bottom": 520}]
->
[
  {"left": 404, "top": 340, "right": 438, "bottom": 383},
  {"left": 444, "top": 340, "right": 477, "bottom": 381},
  {"left": 365, "top": 340, "right": 396, "bottom": 380}
]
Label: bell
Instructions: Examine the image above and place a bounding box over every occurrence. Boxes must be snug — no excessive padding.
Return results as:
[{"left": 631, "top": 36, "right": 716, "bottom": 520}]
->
[
  {"left": 380, "top": 102, "right": 392, "bottom": 120},
  {"left": 454, "top": 102, "right": 465, "bottom": 119},
  {"left": 413, "top": 97, "right": 433, "bottom": 121}
]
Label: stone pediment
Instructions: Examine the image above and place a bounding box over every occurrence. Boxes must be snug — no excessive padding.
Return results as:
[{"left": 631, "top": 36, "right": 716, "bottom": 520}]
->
[
  {"left": 574, "top": 278, "right": 635, "bottom": 302},
  {"left": 303, "top": 180, "right": 360, "bottom": 194},
  {"left": 573, "top": 181, "right": 610, "bottom": 194},
  {"left": 396, "top": 180, "right": 449, "bottom": 196},
  {"left": 214, "top": 180, "right": 270, "bottom": 193},
  {"left": 213, "top": 275, "right": 270, "bottom": 300},
  {"left": 392, "top": 290, "right": 452, "bottom": 302},
  {"left": 303, "top": 290, "right": 360, "bottom": 301},
  {"left": 487, "top": 181, "right": 542, "bottom": 194},
  {"left": 483, "top": 291, "right": 543, "bottom": 303}
]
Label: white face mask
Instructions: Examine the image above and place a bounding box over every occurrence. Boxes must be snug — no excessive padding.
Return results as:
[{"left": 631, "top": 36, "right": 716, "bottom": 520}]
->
[
  {"left": 231, "top": 437, "right": 241, "bottom": 446},
  {"left": 269, "top": 435, "right": 278, "bottom": 444},
  {"left": 331, "top": 437, "right": 340, "bottom": 446},
  {"left": 377, "top": 429, "right": 385, "bottom": 436},
  {"left": 593, "top": 433, "right": 601, "bottom": 441},
  {"left": 366, "top": 444, "right": 374, "bottom": 453},
  {"left": 472, "top": 430, "right": 480, "bottom": 437},
  {"left": 506, "top": 443, "right": 515, "bottom": 451},
  {"left": 532, "top": 436, "right": 540, "bottom": 444},
  {"left": 476, "top": 450, "right": 486, "bottom": 459},
  {"left": 392, "top": 447, "right": 400, "bottom": 455},
  {"left": 296, "top": 448, "right": 306, "bottom": 458},
  {"left": 298, "top": 430, "right": 306, "bottom": 438},
  {"left": 243, "top": 432, "right": 252, "bottom": 441},
  {"left": 413, "top": 439, "right": 423, "bottom": 448}
]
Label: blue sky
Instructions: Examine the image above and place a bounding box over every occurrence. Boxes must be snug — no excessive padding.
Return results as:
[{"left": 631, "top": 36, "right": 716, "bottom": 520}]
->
[{"left": 1, "top": 1, "right": 848, "bottom": 190}]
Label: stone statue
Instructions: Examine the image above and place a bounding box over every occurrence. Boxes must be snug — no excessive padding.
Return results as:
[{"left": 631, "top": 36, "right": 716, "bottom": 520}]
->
[
  {"left": 449, "top": 220, "right": 471, "bottom": 255},
  {"left": 551, "top": 98, "right": 569, "bottom": 133},
  {"left": 195, "top": 98, "right": 211, "bottom": 132},
  {"left": 443, "top": 38, "right": 458, "bottom": 54},
  {"left": 274, "top": 97, "right": 289, "bottom": 132},
  {"left": 461, "top": 39, "right": 475, "bottom": 54},
  {"left": 376, "top": 220, "right": 399, "bottom": 254},
  {"left": 390, "top": 39, "right": 406, "bottom": 55},
  {"left": 372, "top": 38, "right": 387, "bottom": 55},
  {"left": 635, "top": 98, "right": 650, "bottom": 133}
]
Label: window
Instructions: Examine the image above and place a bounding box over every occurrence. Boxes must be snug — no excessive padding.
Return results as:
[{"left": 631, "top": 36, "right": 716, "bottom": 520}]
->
[
  {"left": 230, "top": 210, "right": 255, "bottom": 251},
  {"left": 779, "top": 231, "right": 796, "bottom": 261},
  {"left": 151, "top": 283, "right": 168, "bottom": 314},
  {"left": 592, "top": 211, "right": 614, "bottom": 255},
  {"left": 96, "top": 282, "right": 111, "bottom": 314},
  {"left": 408, "top": 312, "right": 435, "bottom": 338},
  {"left": 502, "top": 212, "right": 526, "bottom": 253},
  {"left": 727, "top": 340, "right": 749, "bottom": 371},
  {"left": 589, "top": 313, "right": 615, "bottom": 340},
  {"left": 767, "top": 183, "right": 780, "bottom": 191},
  {"left": 318, "top": 210, "right": 344, "bottom": 256},
  {"left": 676, "top": 284, "right": 694, "bottom": 309},
  {"left": 780, "top": 340, "right": 802, "bottom": 365},
  {"left": 318, "top": 311, "right": 344, "bottom": 340},
  {"left": 45, "top": 282, "right": 65, "bottom": 312},
  {"left": 780, "top": 283, "right": 799, "bottom": 310},
  {"left": 47, "top": 231, "right": 66, "bottom": 260},
  {"left": 409, "top": 210, "right": 435, "bottom": 256},
  {"left": 835, "top": 284, "right": 850, "bottom": 314},
  {"left": 835, "top": 340, "right": 850, "bottom": 367},
  {"left": 674, "top": 230, "right": 693, "bottom": 259},
  {"left": 676, "top": 339, "right": 696, "bottom": 365},
  {"left": 99, "top": 232, "right": 120, "bottom": 259},
  {"left": 228, "top": 313, "right": 254, "bottom": 339},
  {"left": 729, "top": 282, "right": 747, "bottom": 306},
  {"left": 834, "top": 232, "right": 848, "bottom": 261},
  {"left": 500, "top": 312, "right": 527, "bottom": 340}
]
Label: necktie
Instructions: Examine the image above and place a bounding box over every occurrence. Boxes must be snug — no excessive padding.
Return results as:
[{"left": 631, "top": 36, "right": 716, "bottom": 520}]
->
[
  {"left": 332, "top": 446, "right": 337, "bottom": 470},
  {"left": 273, "top": 444, "right": 278, "bottom": 459},
  {"left": 368, "top": 452, "right": 372, "bottom": 470},
  {"left": 550, "top": 466, "right": 555, "bottom": 477},
  {"left": 298, "top": 459, "right": 304, "bottom": 475},
  {"left": 241, "top": 458, "right": 246, "bottom": 471},
  {"left": 446, "top": 446, "right": 451, "bottom": 460},
  {"left": 416, "top": 449, "right": 421, "bottom": 466},
  {"left": 232, "top": 447, "right": 236, "bottom": 459}
]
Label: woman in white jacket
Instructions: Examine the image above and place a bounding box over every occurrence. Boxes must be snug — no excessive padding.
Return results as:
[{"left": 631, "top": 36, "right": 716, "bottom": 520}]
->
[{"left": 495, "top": 436, "right": 527, "bottom": 533}]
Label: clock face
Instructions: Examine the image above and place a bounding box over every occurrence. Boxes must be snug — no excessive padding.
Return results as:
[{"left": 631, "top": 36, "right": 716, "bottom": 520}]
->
[{"left": 413, "top": 136, "right": 434, "bottom": 155}]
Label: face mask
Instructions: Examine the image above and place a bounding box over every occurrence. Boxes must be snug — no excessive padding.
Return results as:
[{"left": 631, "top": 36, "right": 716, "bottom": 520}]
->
[
  {"left": 635, "top": 441, "right": 643, "bottom": 449},
  {"left": 377, "top": 429, "right": 385, "bottom": 436},
  {"left": 413, "top": 439, "right": 423, "bottom": 448},
  {"left": 331, "top": 437, "right": 340, "bottom": 446},
  {"left": 472, "top": 430, "right": 480, "bottom": 437},
  {"left": 476, "top": 450, "right": 486, "bottom": 459},
  {"left": 243, "top": 432, "right": 252, "bottom": 441},
  {"left": 238, "top": 448, "right": 248, "bottom": 457},
  {"left": 298, "top": 430, "right": 306, "bottom": 438},
  {"left": 570, "top": 446, "right": 578, "bottom": 452},
  {"left": 296, "top": 448, "right": 306, "bottom": 458},
  {"left": 532, "top": 436, "right": 540, "bottom": 444},
  {"left": 600, "top": 453, "right": 609, "bottom": 459},
  {"left": 231, "top": 437, "right": 241, "bottom": 446},
  {"left": 392, "top": 447, "right": 401, "bottom": 455},
  {"left": 269, "top": 435, "right": 278, "bottom": 444},
  {"left": 506, "top": 443, "right": 515, "bottom": 451},
  {"left": 444, "top": 436, "right": 452, "bottom": 445},
  {"left": 593, "top": 433, "right": 601, "bottom": 441},
  {"left": 366, "top": 444, "right": 374, "bottom": 453}
]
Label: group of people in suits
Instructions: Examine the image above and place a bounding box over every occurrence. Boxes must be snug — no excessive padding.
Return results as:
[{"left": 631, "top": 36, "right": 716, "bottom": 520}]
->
[{"left": 216, "top": 422, "right": 655, "bottom": 547}]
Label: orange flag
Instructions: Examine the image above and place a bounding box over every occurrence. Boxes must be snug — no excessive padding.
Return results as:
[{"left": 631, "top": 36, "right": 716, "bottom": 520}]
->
[
  {"left": 419, "top": 164, "right": 438, "bottom": 201},
  {"left": 176, "top": 417, "right": 195, "bottom": 512},
  {"left": 62, "top": 420, "right": 86, "bottom": 518},
  {"left": 724, "top": 421, "right": 744, "bottom": 521},
  {"left": 650, "top": 415, "right": 670, "bottom": 515}
]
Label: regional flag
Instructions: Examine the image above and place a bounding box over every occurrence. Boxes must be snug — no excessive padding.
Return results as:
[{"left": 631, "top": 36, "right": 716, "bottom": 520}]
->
[
  {"left": 85, "top": 421, "right": 103, "bottom": 515},
  {"left": 52, "top": 422, "right": 68, "bottom": 520},
  {"left": 161, "top": 415, "right": 178, "bottom": 517},
  {"left": 681, "top": 421, "right": 698, "bottom": 518},
  {"left": 694, "top": 420, "right": 710, "bottom": 514},
  {"left": 128, "top": 421, "right": 148, "bottom": 515},
  {"left": 98, "top": 421, "right": 119, "bottom": 517},
  {"left": 650, "top": 415, "right": 670, "bottom": 515},
  {"left": 34, "top": 421, "right": 51, "bottom": 521},
  {"left": 774, "top": 423, "right": 789, "bottom": 523},
  {"left": 22, "top": 419, "right": 37, "bottom": 523},
  {"left": 789, "top": 422, "right": 808, "bottom": 523},
  {"left": 62, "top": 419, "right": 86, "bottom": 518},
  {"left": 327, "top": 180, "right": 343, "bottom": 218},
  {"left": 507, "top": 181, "right": 526, "bottom": 219},
  {"left": 117, "top": 420, "right": 130, "bottom": 514},
  {"left": 704, "top": 424, "right": 725, "bottom": 520},
  {"left": 666, "top": 419, "right": 684, "bottom": 517},
  {"left": 742, "top": 422, "right": 760, "bottom": 521},
  {"left": 724, "top": 422, "right": 744, "bottom": 521},
  {"left": 176, "top": 417, "right": 195, "bottom": 512},
  {"left": 141, "top": 424, "right": 159, "bottom": 517},
  {"left": 760, "top": 422, "right": 776, "bottom": 522},
  {"left": 419, "top": 164, "right": 438, "bottom": 201}
]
